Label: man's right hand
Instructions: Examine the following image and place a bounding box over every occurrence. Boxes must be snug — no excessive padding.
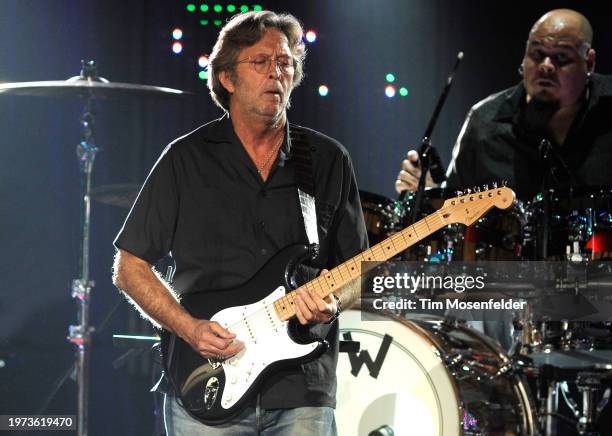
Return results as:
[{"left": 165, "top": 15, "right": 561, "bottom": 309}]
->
[
  {"left": 395, "top": 150, "right": 437, "bottom": 194},
  {"left": 184, "top": 319, "right": 245, "bottom": 360}
]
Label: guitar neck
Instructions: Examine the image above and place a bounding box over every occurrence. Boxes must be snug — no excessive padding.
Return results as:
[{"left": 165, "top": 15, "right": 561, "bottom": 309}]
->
[{"left": 273, "top": 208, "right": 450, "bottom": 321}]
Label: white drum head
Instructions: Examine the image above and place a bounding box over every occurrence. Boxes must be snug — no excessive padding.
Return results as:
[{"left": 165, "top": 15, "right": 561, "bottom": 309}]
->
[{"left": 336, "top": 309, "right": 461, "bottom": 436}]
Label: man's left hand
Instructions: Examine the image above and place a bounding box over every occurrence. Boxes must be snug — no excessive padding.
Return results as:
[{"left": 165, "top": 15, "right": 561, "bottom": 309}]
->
[{"left": 294, "top": 269, "right": 338, "bottom": 325}]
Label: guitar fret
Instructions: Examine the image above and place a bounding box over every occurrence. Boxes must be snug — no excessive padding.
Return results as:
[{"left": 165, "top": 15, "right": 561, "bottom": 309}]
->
[
  {"left": 333, "top": 266, "right": 347, "bottom": 282},
  {"left": 391, "top": 232, "right": 406, "bottom": 251},
  {"left": 341, "top": 262, "right": 354, "bottom": 281},
  {"left": 423, "top": 216, "right": 431, "bottom": 231}
]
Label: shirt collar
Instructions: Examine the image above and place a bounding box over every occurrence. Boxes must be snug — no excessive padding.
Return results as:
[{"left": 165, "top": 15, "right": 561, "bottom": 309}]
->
[
  {"left": 209, "top": 113, "right": 292, "bottom": 168},
  {"left": 493, "top": 82, "right": 525, "bottom": 122}
]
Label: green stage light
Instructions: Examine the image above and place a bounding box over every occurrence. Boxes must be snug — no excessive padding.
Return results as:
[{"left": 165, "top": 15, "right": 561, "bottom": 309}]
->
[
  {"left": 200, "top": 19, "right": 209, "bottom": 25},
  {"left": 385, "top": 73, "right": 395, "bottom": 83},
  {"left": 240, "top": 5, "right": 249, "bottom": 12},
  {"left": 213, "top": 19, "right": 222, "bottom": 26},
  {"left": 186, "top": 3, "right": 196, "bottom": 12},
  {"left": 200, "top": 4, "right": 209, "bottom": 12},
  {"left": 399, "top": 87, "right": 409, "bottom": 97},
  {"left": 227, "top": 4, "right": 236, "bottom": 12},
  {"left": 213, "top": 4, "right": 222, "bottom": 12},
  {"left": 199, "top": 70, "right": 209, "bottom": 80},
  {"left": 253, "top": 5, "right": 263, "bottom": 11}
]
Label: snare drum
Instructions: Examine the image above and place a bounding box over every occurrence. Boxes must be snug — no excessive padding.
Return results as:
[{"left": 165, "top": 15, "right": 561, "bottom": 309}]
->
[{"left": 336, "top": 309, "right": 537, "bottom": 436}]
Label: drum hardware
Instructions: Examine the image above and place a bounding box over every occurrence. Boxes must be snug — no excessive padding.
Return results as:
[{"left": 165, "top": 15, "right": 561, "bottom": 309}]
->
[
  {"left": 360, "top": 184, "right": 612, "bottom": 434},
  {"left": 0, "top": 61, "right": 189, "bottom": 436},
  {"left": 368, "top": 425, "right": 394, "bottom": 436},
  {"left": 576, "top": 373, "right": 602, "bottom": 435},
  {"left": 534, "top": 368, "right": 612, "bottom": 436}
]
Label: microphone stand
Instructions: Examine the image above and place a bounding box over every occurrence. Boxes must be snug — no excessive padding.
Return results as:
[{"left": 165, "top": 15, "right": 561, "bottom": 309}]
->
[{"left": 401, "top": 52, "right": 464, "bottom": 225}]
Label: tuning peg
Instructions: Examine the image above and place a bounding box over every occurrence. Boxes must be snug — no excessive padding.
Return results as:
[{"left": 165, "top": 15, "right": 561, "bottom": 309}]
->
[
  {"left": 492, "top": 182, "right": 498, "bottom": 189},
  {"left": 475, "top": 186, "right": 481, "bottom": 193},
  {"left": 483, "top": 184, "right": 489, "bottom": 191},
  {"left": 466, "top": 188, "right": 472, "bottom": 194},
  {"left": 502, "top": 180, "right": 508, "bottom": 187}
]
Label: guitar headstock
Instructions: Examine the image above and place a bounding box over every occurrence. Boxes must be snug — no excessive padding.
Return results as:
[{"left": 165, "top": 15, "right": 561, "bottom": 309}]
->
[{"left": 441, "top": 184, "right": 516, "bottom": 226}]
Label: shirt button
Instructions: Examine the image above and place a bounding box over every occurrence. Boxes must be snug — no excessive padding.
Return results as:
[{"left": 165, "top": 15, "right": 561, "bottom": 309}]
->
[
  {"left": 259, "top": 221, "right": 265, "bottom": 228},
  {"left": 260, "top": 248, "right": 268, "bottom": 256}
]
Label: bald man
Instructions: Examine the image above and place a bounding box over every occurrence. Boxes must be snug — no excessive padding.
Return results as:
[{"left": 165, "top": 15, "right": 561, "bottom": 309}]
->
[{"left": 396, "top": 9, "right": 612, "bottom": 201}]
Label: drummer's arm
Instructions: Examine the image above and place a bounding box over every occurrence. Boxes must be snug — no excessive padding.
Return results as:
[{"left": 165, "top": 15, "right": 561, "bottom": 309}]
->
[{"left": 445, "top": 109, "right": 480, "bottom": 190}]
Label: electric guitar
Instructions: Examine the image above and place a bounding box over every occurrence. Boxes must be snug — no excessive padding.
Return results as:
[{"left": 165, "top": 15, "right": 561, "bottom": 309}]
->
[{"left": 160, "top": 186, "right": 516, "bottom": 424}]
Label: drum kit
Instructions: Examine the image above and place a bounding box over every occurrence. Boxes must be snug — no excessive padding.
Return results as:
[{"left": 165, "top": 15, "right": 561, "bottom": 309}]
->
[
  {"left": 0, "top": 60, "right": 190, "bottom": 436},
  {"left": 342, "top": 187, "right": 612, "bottom": 435}
]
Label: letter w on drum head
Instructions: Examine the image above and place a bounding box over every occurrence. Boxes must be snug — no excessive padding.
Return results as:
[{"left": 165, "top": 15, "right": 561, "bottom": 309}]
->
[{"left": 343, "top": 332, "right": 392, "bottom": 379}]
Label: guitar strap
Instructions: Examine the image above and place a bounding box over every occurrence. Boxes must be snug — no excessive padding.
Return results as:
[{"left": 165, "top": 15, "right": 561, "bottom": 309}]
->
[{"left": 289, "top": 125, "right": 319, "bottom": 250}]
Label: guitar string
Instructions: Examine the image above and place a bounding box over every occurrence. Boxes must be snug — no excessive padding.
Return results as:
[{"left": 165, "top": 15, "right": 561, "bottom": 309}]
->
[{"left": 213, "top": 192, "right": 500, "bottom": 347}]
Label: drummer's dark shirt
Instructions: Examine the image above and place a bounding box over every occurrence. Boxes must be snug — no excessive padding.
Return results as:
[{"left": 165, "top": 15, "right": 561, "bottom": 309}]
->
[
  {"left": 114, "top": 114, "right": 368, "bottom": 408},
  {"left": 446, "top": 74, "right": 612, "bottom": 201}
]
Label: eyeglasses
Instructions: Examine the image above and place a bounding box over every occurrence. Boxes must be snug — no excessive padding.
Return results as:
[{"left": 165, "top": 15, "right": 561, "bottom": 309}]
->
[{"left": 235, "top": 54, "right": 295, "bottom": 74}]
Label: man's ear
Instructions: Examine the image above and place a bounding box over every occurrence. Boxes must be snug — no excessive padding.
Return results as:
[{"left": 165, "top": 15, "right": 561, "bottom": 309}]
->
[
  {"left": 219, "top": 70, "right": 235, "bottom": 94},
  {"left": 586, "top": 48, "right": 596, "bottom": 74}
]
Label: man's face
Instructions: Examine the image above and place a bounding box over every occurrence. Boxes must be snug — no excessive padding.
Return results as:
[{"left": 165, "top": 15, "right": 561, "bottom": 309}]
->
[
  {"left": 522, "top": 23, "right": 594, "bottom": 108},
  {"left": 223, "top": 28, "right": 295, "bottom": 121}
]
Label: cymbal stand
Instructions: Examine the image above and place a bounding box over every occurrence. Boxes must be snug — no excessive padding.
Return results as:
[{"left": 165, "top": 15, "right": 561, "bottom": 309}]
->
[
  {"left": 575, "top": 372, "right": 606, "bottom": 436},
  {"left": 67, "top": 60, "right": 100, "bottom": 436}
]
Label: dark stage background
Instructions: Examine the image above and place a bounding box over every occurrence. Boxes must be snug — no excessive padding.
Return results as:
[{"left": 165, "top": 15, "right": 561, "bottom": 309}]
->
[{"left": 0, "top": 1, "right": 610, "bottom": 434}]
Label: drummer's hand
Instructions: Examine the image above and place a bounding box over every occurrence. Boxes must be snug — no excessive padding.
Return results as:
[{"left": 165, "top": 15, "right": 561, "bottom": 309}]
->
[{"left": 395, "top": 150, "right": 437, "bottom": 194}]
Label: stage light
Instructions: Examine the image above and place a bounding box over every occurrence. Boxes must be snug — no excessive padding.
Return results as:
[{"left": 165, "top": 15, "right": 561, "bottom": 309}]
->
[
  {"left": 305, "top": 30, "right": 317, "bottom": 43},
  {"left": 227, "top": 4, "right": 236, "bottom": 12},
  {"left": 253, "top": 5, "right": 263, "bottom": 11},
  {"left": 213, "top": 4, "right": 222, "bottom": 12},
  {"left": 172, "top": 28, "right": 183, "bottom": 40},
  {"left": 318, "top": 85, "right": 329, "bottom": 97},
  {"left": 240, "top": 5, "right": 249, "bottom": 12},
  {"left": 198, "top": 55, "right": 209, "bottom": 68},
  {"left": 213, "top": 19, "right": 222, "bottom": 26},
  {"left": 186, "top": 3, "right": 196, "bottom": 12},
  {"left": 200, "top": 19, "right": 209, "bottom": 26},
  {"left": 385, "top": 73, "right": 395, "bottom": 83},
  {"left": 399, "top": 87, "right": 409, "bottom": 97},
  {"left": 199, "top": 70, "right": 209, "bottom": 80},
  {"left": 385, "top": 85, "right": 396, "bottom": 98},
  {"left": 172, "top": 42, "right": 183, "bottom": 54},
  {"left": 200, "top": 4, "right": 209, "bottom": 12}
]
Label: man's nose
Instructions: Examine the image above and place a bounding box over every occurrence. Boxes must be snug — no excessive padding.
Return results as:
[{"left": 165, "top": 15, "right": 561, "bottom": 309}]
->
[{"left": 539, "top": 56, "right": 555, "bottom": 74}]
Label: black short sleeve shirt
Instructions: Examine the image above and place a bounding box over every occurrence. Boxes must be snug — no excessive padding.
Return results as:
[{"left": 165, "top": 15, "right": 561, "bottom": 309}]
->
[{"left": 114, "top": 115, "right": 368, "bottom": 408}]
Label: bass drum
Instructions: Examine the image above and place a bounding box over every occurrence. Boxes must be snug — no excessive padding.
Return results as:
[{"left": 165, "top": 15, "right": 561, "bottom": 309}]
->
[{"left": 336, "top": 309, "right": 537, "bottom": 436}]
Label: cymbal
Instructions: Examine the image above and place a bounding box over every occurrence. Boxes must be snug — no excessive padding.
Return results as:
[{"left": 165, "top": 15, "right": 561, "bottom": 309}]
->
[
  {"left": 0, "top": 76, "right": 191, "bottom": 99},
  {"left": 90, "top": 183, "right": 139, "bottom": 208}
]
